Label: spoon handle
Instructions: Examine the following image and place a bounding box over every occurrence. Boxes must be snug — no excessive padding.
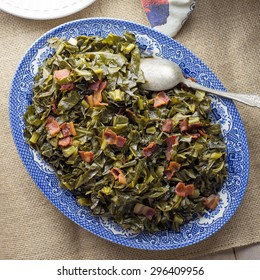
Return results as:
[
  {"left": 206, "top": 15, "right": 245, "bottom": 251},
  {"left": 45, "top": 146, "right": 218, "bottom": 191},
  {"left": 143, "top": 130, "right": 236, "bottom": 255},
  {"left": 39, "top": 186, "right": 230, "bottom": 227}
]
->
[{"left": 185, "top": 79, "right": 260, "bottom": 108}]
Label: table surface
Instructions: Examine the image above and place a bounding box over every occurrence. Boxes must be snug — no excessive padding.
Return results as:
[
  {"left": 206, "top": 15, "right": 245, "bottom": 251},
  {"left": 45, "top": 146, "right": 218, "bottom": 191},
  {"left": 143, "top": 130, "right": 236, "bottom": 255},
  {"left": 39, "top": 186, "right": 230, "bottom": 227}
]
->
[{"left": 195, "top": 243, "right": 260, "bottom": 260}]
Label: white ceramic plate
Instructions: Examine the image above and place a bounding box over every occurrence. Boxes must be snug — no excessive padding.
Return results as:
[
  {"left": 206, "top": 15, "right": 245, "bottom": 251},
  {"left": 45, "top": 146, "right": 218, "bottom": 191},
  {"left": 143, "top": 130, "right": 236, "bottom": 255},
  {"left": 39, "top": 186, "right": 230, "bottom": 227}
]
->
[{"left": 0, "top": 0, "right": 96, "bottom": 20}]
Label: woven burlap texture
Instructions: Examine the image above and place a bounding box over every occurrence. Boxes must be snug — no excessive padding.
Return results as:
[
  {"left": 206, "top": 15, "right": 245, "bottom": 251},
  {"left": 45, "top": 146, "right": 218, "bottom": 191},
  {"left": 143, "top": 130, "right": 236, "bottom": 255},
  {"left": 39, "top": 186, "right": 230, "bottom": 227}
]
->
[{"left": 0, "top": 0, "right": 259, "bottom": 259}]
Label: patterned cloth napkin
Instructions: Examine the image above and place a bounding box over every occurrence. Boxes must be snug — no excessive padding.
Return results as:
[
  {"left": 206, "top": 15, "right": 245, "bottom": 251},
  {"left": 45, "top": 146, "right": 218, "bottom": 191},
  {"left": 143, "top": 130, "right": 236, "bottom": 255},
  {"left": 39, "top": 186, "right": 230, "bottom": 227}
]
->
[{"left": 141, "top": 0, "right": 196, "bottom": 37}]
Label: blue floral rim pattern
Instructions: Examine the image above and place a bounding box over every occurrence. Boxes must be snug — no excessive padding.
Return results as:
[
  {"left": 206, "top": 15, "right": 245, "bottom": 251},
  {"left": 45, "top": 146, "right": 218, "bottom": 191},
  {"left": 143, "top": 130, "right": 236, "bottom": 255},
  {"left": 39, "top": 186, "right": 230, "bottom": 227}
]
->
[{"left": 9, "top": 18, "right": 250, "bottom": 250}]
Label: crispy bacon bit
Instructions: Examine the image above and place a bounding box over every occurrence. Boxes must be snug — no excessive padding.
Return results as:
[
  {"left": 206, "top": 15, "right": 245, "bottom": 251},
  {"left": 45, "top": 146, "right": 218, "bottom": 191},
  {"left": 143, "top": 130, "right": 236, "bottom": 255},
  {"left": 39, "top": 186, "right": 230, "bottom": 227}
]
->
[
  {"left": 51, "top": 98, "right": 57, "bottom": 114},
  {"left": 60, "top": 83, "right": 75, "bottom": 91},
  {"left": 179, "top": 118, "right": 189, "bottom": 132},
  {"left": 93, "top": 81, "right": 108, "bottom": 105},
  {"left": 58, "top": 121, "right": 76, "bottom": 148},
  {"left": 104, "top": 129, "right": 117, "bottom": 144},
  {"left": 58, "top": 136, "right": 72, "bottom": 148},
  {"left": 165, "top": 161, "right": 181, "bottom": 180},
  {"left": 79, "top": 151, "right": 94, "bottom": 163},
  {"left": 203, "top": 194, "right": 219, "bottom": 210},
  {"left": 86, "top": 80, "right": 108, "bottom": 107},
  {"left": 153, "top": 91, "right": 170, "bottom": 108},
  {"left": 185, "top": 184, "right": 195, "bottom": 196},
  {"left": 179, "top": 121, "right": 204, "bottom": 139},
  {"left": 46, "top": 116, "right": 60, "bottom": 136},
  {"left": 166, "top": 135, "right": 178, "bottom": 147},
  {"left": 110, "top": 167, "right": 126, "bottom": 185},
  {"left": 175, "top": 182, "right": 186, "bottom": 196},
  {"left": 89, "top": 80, "right": 101, "bottom": 91},
  {"left": 115, "top": 136, "right": 127, "bottom": 148},
  {"left": 162, "top": 119, "right": 173, "bottom": 133},
  {"left": 60, "top": 123, "right": 71, "bottom": 137},
  {"left": 143, "top": 142, "right": 157, "bottom": 157},
  {"left": 166, "top": 135, "right": 178, "bottom": 161},
  {"left": 104, "top": 129, "right": 127, "bottom": 148},
  {"left": 179, "top": 120, "right": 204, "bottom": 136},
  {"left": 60, "top": 122, "right": 77, "bottom": 137},
  {"left": 54, "top": 69, "right": 70, "bottom": 81},
  {"left": 133, "top": 203, "right": 156, "bottom": 220},
  {"left": 175, "top": 182, "right": 195, "bottom": 197}
]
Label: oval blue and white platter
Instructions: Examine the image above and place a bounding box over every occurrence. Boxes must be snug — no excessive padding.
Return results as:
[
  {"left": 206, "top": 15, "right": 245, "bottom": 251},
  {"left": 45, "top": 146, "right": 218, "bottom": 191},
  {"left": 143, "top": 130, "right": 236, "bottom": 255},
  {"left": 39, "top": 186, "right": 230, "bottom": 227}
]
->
[{"left": 9, "top": 18, "right": 250, "bottom": 250}]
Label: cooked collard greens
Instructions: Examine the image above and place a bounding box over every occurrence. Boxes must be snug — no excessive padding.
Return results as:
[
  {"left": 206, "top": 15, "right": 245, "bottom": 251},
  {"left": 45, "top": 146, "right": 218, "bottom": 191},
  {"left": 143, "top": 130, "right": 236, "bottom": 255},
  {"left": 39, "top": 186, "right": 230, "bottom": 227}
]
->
[{"left": 24, "top": 32, "right": 227, "bottom": 232}]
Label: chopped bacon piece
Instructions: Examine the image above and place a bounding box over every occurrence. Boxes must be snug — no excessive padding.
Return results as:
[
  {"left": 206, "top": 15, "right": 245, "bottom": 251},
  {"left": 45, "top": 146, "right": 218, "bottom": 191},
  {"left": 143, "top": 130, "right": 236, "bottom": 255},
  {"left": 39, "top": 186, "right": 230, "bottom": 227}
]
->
[
  {"left": 86, "top": 80, "right": 108, "bottom": 107},
  {"left": 79, "top": 151, "right": 94, "bottom": 163},
  {"left": 166, "top": 135, "right": 178, "bottom": 147},
  {"left": 60, "top": 123, "right": 71, "bottom": 137},
  {"left": 175, "top": 182, "right": 186, "bottom": 197},
  {"left": 165, "top": 161, "right": 181, "bottom": 180},
  {"left": 115, "top": 136, "right": 127, "bottom": 148},
  {"left": 153, "top": 91, "right": 170, "bottom": 108},
  {"left": 93, "top": 81, "right": 108, "bottom": 105},
  {"left": 104, "top": 129, "right": 117, "bottom": 144},
  {"left": 162, "top": 119, "right": 173, "bottom": 133},
  {"left": 110, "top": 167, "right": 127, "bottom": 185},
  {"left": 185, "top": 184, "right": 195, "bottom": 196},
  {"left": 60, "top": 83, "right": 75, "bottom": 91},
  {"left": 60, "top": 122, "right": 77, "bottom": 137},
  {"left": 179, "top": 118, "right": 189, "bottom": 132},
  {"left": 54, "top": 69, "right": 70, "bottom": 81},
  {"left": 58, "top": 136, "right": 72, "bottom": 148},
  {"left": 89, "top": 80, "right": 101, "bottom": 91},
  {"left": 104, "top": 129, "right": 127, "bottom": 148},
  {"left": 143, "top": 142, "right": 157, "bottom": 157},
  {"left": 180, "top": 122, "right": 204, "bottom": 139},
  {"left": 179, "top": 120, "right": 203, "bottom": 135},
  {"left": 175, "top": 183, "right": 195, "bottom": 197},
  {"left": 133, "top": 203, "right": 156, "bottom": 220},
  {"left": 203, "top": 194, "right": 219, "bottom": 210},
  {"left": 166, "top": 135, "right": 178, "bottom": 161},
  {"left": 46, "top": 116, "right": 60, "bottom": 136}
]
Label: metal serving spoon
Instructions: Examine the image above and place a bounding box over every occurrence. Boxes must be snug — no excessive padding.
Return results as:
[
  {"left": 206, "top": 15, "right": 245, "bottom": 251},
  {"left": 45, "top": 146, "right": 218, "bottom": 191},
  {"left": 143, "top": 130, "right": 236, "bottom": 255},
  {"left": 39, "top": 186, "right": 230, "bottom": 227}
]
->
[{"left": 140, "top": 57, "right": 260, "bottom": 108}]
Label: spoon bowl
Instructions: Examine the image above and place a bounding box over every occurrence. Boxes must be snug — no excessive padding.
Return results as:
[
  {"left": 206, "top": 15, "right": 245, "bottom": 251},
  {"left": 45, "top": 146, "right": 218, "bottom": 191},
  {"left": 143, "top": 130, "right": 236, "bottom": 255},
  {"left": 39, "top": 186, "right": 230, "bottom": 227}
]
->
[
  {"left": 139, "top": 57, "right": 184, "bottom": 91},
  {"left": 140, "top": 57, "right": 260, "bottom": 108}
]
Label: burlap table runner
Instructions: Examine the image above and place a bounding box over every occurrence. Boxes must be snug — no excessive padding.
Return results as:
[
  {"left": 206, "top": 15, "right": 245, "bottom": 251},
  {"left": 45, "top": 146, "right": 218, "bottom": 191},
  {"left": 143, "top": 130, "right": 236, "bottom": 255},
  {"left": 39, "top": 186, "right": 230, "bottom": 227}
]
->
[{"left": 1, "top": 0, "right": 259, "bottom": 260}]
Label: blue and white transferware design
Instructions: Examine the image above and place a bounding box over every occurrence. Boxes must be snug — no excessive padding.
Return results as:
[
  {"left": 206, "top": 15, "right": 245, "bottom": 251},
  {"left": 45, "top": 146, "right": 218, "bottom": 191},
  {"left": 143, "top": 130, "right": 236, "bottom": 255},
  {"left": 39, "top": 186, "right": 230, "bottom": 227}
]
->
[{"left": 9, "top": 18, "right": 249, "bottom": 250}]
